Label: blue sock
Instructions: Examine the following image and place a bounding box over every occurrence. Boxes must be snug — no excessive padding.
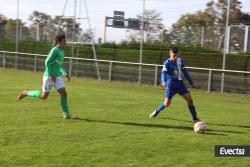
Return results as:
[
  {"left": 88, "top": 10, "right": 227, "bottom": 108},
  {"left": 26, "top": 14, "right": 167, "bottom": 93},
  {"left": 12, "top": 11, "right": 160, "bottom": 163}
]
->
[
  {"left": 188, "top": 105, "right": 198, "bottom": 120},
  {"left": 156, "top": 103, "right": 166, "bottom": 113}
]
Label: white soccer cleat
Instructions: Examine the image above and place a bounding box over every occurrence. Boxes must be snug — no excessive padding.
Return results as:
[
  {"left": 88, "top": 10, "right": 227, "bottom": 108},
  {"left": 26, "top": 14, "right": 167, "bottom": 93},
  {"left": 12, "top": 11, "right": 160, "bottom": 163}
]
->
[
  {"left": 63, "top": 115, "right": 76, "bottom": 120},
  {"left": 149, "top": 110, "right": 157, "bottom": 118}
]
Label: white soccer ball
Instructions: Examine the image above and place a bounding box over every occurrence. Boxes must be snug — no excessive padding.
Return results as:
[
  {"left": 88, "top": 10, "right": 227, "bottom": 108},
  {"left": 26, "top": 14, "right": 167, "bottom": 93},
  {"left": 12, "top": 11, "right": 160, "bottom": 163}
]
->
[{"left": 194, "top": 121, "right": 206, "bottom": 134}]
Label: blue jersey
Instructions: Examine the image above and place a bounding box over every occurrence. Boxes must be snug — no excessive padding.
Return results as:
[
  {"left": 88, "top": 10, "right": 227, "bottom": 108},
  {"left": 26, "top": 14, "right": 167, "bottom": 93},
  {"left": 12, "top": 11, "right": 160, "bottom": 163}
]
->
[{"left": 161, "top": 57, "right": 193, "bottom": 85}]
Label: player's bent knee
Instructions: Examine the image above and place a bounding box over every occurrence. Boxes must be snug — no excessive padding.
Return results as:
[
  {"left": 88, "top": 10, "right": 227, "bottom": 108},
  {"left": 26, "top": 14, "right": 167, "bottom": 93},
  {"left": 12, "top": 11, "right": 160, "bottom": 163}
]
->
[
  {"left": 188, "top": 99, "right": 194, "bottom": 105},
  {"left": 57, "top": 88, "right": 67, "bottom": 97},
  {"left": 164, "top": 100, "right": 171, "bottom": 107}
]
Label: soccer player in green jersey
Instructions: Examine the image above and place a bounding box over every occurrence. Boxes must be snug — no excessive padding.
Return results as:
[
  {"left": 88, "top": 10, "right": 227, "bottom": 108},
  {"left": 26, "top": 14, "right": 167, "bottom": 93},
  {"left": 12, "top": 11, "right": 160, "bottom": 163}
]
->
[{"left": 17, "top": 34, "right": 74, "bottom": 119}]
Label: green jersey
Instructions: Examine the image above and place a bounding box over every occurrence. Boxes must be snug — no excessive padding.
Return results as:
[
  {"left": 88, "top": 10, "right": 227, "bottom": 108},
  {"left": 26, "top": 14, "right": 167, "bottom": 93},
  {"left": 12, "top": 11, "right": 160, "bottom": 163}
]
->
[{"left": 44, "top": 46, "right": 67, "bottom": 77}]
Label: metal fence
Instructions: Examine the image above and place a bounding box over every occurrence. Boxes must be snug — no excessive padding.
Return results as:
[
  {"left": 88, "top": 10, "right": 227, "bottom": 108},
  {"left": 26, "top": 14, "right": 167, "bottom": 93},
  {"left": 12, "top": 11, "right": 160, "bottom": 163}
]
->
[{"left": 0, "top": 51, "right": 250, "bottom": 94}]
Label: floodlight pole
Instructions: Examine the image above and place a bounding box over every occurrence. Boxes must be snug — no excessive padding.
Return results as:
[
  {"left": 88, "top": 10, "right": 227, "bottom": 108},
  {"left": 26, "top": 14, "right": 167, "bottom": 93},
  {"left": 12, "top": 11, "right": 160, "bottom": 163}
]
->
[
  {"left": 244, "top": 26, "right": 249, "bottom": 52},
  {"left": 69, "top": 0, "right": 77, "bottom": 76},
  {"left": 221, "top": 0, "right": 231, "bottom": 93},
  {"left": 36, "top": 23, "right": 40, "bottom": 41},
  {"left": 36, "top": 13, "right": 40, "bottom": 41},
  {"left": 52, "top": 0, "right": 69, "bottom": 47},
  {"left": 138, "top": 0, "right": 145, "bottom": 84},
  {"left": 15, "top": 0, "right": 19, "bottom": 69},
  {"left": 201, "top": 26, "right": 205, "bottom": 47},
  {"left": 83, "top": 0, "right": 101, "bottom": 80},
  {"left": 103, "top": 16, "right": 107, "bottom": 43}
]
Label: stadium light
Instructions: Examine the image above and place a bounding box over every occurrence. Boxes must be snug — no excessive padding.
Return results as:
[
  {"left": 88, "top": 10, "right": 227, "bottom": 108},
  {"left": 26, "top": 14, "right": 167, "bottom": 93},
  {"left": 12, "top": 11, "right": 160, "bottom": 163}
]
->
[
  {"left": 102, "top": 10, "right": 143, "bottom": 43},
  {"left": 127, "top": 18, "right": 140, "bottom": 30},
  {"left": 113, "top": 10, "right": 125, "bottom": 28}
]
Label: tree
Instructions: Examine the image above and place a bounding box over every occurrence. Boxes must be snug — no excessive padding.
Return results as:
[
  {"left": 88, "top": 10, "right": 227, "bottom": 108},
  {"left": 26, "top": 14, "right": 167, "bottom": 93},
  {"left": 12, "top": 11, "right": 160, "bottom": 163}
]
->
[
  {"left": 240, "top": 12, "right": 250, "bottom": 25},
  {"left": 0, "top": 14, "right": 7, "bottom": 21},
  {"left": 4, "top": 18, "right": 31, "bottom": 41},
  {"left": 127, "top": 10, "right": 164, "bottom": 43},
  {"left": 159, "top": 29, "right": 171, "bottom": 44},
  {"left": 168, "top": 0, "right": 243, "bottom": 49},
  {"left": 29, "top": 11, "right": 82, "bottom": 42},
  {"left": 202, "top": 0, "right": 221, "bottom": 48},
  {"left": 215, "top": 0, "right": 242, "bottom": 50},
  {"left": 52, "top": 16, "right": 81, "bottom": 42},
  {"left": 169, "top": 11, "right": 207, "bottom": 46},
  {"left": 4, "top": 19, "right": 18, "bottom": 40},
  {"left": 216, "top": 0, "right": 242, "bottom": 26},
  {"left": 29, "top": 11, "right": 52, "bottom": 41},
  {"left": 0, "top": 13, "right": 7, "bottom": 38},
  {"left": 81, "top": 29, "right": 93, "bottom": 43},
  {"left": 19, "top": 24, "right": 32, "bottom": 40}
]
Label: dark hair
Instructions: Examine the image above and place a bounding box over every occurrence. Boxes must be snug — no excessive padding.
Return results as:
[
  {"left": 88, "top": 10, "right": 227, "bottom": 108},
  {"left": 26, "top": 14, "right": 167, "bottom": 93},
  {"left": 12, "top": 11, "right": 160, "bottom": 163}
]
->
[
  {"left": 55, "top": 34, "right": 66, "bottom": 44},
  {"left": 169, "top": 46, "right": 179, "bottom": 54}
]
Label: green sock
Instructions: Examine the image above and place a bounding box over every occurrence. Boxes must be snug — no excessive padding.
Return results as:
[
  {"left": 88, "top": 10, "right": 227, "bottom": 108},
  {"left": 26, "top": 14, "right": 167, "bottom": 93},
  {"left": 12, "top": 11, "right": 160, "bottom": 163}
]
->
[
  {"left": 61, "top": 96, "right": 70, "bottom": 117},
  {"left": 27, "top": 90, "right": 41, "bottom": 98}
]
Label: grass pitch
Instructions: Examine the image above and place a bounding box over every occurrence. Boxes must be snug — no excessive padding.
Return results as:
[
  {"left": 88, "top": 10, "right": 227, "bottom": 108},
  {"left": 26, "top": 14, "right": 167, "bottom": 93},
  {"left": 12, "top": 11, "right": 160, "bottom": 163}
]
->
[{"left": 0, "top": 68, "right": 249, "bottom": 167}]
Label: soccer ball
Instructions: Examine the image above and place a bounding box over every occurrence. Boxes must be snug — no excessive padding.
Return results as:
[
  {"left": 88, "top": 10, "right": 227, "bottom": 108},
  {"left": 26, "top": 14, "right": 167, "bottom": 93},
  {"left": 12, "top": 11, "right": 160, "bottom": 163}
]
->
[{"left": 194, "top": 121, "right": 206, "bottom": 134}]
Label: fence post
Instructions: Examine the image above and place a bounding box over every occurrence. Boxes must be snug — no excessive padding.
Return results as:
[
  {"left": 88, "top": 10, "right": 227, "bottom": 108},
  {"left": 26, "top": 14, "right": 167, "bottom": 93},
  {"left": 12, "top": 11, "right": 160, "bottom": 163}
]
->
[
  {"left": 34, "top": 55, "right": 37, "bottom": 72},
  {"left": 138, "top": 65, "right": 142, "bottom": 84},
  {"left": 3, "top": 52, "right": 6, "bottom": 69},
  {"left": 154, "top": 65, "right": 158, "bottom": 87},
  {"left": 108, "top": 61, "right": 113, "bottom": 81},
  {"left": 221, "top": 72, "right": 225, "bottom": 93},
  {"left": 207, "top": 69, "right": 212, "bottom": 93},
  {"left": 15, "top": 52, "right": 18, "bottom": 69}
]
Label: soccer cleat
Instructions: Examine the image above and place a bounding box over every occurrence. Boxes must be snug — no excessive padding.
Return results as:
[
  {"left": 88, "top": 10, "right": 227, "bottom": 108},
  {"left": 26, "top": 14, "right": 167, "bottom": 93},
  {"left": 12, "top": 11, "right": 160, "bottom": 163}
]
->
[
  {"left": 17, "top": 89, "right": 29, "bottom": 100},
  {"left": 63, "top": 115, "right": 72, "bottom": 119},
  {"left": 63, "top": 115, "right": 76, "bottom": 120},
  {"left": 149, "top": 110, "right": 158, "bottom": 118}
]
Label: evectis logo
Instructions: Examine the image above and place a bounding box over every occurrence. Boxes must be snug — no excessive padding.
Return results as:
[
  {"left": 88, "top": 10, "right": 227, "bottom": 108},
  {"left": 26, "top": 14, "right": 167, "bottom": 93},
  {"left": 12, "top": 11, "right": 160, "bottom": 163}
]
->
[
  {"left": 220, "top": 147, "right": 245, "bottom": 155},
  {"left": 215, "top": 145, "right": 250, "bottom": 157}
]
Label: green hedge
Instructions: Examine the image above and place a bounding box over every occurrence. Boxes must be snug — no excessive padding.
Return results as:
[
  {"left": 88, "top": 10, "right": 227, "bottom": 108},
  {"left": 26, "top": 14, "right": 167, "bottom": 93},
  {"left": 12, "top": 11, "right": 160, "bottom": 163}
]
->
[{"left": 0, "top": 39, "right": 249, "bottom": 71}]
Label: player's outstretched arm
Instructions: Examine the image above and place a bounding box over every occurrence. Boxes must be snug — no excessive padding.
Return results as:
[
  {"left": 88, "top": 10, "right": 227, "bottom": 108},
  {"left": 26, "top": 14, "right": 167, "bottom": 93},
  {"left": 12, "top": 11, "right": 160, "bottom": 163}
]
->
[{"left": 182, "top": 67, "right": 194, "bottom": 86}]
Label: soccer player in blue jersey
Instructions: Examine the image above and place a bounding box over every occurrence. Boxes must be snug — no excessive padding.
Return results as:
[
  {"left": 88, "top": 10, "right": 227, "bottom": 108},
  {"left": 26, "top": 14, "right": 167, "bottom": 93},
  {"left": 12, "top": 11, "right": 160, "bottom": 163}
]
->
[
  {"left": 150, "top": 46, "right": 200, "bottom": 122},
  {"left": 17, "top": 34, "right": 74, "bottom": 119}
]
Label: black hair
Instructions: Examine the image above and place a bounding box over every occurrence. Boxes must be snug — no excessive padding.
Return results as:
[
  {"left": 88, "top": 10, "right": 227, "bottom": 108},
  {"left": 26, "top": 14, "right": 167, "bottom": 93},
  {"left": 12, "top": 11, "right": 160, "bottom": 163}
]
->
[
  {"left": 55, "top": 34, "right": 66, "bottom": 44},
  {"left": 169, "top": 46, "right": 179, "bottom": 54}
]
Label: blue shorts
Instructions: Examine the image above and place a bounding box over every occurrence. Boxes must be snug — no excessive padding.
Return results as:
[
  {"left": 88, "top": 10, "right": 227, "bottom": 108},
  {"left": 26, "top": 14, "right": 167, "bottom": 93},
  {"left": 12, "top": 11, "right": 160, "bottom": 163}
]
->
[{"left": 165, "top": 80, "right": 189, "bottom": 99}]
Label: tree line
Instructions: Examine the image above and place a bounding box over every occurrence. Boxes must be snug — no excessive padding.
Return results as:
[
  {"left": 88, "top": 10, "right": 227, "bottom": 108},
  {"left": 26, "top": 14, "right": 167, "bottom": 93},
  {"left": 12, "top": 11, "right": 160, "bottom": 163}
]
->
[
  {"left": 0, "top": 0, "right": 249, "bottom": 51},
  {"left": 0, "top": 10, "right": 89, "bottom": 42},
  {"left": 128, "top": 0, "right": 249, "bottom": 49}
]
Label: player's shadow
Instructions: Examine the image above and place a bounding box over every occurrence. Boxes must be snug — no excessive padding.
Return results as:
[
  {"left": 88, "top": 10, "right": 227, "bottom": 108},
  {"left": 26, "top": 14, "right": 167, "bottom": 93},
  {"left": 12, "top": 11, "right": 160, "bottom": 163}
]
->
[
  {"left": 160, "top": 117, "right": 248, "bottom": 133},
  {"left": 76, "top": 118, "right": 228, "bottom": 136}
]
